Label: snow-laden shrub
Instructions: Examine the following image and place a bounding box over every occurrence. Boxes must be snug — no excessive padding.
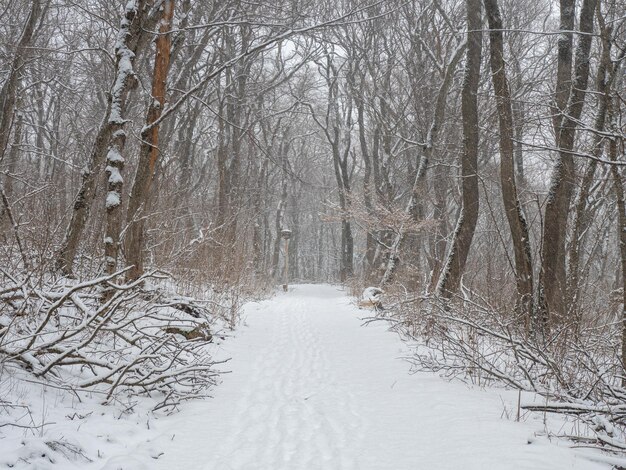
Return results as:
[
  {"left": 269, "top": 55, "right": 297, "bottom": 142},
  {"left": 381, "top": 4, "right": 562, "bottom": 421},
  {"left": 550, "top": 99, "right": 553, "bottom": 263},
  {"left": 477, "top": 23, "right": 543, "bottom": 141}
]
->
[
  {"left": 382, "top": 288, "right": 626, "bottom": 452},
  {"left": 0, "top": 269, "right": 220, "bottom": 410}
]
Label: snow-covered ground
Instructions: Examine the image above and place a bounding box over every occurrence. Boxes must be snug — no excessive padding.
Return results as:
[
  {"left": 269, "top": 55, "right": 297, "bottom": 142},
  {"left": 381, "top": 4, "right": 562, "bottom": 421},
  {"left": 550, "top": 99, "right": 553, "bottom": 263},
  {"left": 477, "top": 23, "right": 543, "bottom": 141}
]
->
[
  {"left": 147, "top": 284, "right": 608, "bottom": 470},
  {"left": 1, "top": 284, "right": 614, "bottom": 469}
]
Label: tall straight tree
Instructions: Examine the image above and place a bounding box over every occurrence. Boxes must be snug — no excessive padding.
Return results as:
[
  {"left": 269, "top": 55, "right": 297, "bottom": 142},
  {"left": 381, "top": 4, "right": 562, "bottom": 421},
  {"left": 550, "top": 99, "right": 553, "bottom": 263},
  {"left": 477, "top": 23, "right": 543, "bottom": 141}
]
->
[
  {"left": 484, "top": 0, "right": 534, "bottom": 326},
  {"left": 437, "top": 0, "right": 482, "bottom": 298},
  {"left": 124, "top": 0, "right": 175, "bottom": 281},
  {"left": 610, "top": 132, "right": 626, "bottom": 385},
  {"left": 567, "top": 12, "right": 625, "bottom": 321}
]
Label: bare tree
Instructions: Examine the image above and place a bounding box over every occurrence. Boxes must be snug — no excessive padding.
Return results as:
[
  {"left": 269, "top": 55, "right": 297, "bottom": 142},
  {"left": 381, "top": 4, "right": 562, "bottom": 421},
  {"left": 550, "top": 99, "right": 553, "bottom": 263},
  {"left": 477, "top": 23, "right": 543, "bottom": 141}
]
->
[
  {"left": 437, "top": 0, "right": 482, "bottom": 298},
  {"left": 484, "top": 0, "right": 534, "bottom": 326},
  {"left": 56, "top": 0, "right": 155, "bottom": 275},
  {"left": 307, "top": 48, "right": 355, "bottom": 281},
  {"left": 124, "top": 0, "right": 175, "bottom": 281},
  {"left": 0, "top": 0, "right": 47, "bottom": 161},
  {"left": 540, "top": 0, "right": 597, "bottom": 326},
  {"left": 567, "top": 10, "right": 625, "bottom": 323}
]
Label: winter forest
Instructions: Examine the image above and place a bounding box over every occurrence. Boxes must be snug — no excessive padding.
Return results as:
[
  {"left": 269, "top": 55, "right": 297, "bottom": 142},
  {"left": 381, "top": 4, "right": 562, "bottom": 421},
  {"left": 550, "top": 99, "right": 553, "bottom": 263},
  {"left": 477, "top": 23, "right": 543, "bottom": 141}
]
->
[{"left": 3, "top": 0, "right": 626, "bottom": 468}]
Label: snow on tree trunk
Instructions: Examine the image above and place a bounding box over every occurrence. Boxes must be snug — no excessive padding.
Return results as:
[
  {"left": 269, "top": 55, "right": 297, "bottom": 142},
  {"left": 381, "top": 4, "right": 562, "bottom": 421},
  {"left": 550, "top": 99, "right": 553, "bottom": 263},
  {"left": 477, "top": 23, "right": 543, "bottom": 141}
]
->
[
  {"left": 379, "top": 39, "right": 465, "bottom": 290},
  {"left": 102, "top": 0, "right": 146, "bottom": 283},
  {"left": 57, "top": 0, "right": 151, "bottom": 276},
  {"left": 566, "top": 20, "right": 620, "bottom": 326},
  {"left": 124, "top": 0, "right": 175, "bottom": 282}
]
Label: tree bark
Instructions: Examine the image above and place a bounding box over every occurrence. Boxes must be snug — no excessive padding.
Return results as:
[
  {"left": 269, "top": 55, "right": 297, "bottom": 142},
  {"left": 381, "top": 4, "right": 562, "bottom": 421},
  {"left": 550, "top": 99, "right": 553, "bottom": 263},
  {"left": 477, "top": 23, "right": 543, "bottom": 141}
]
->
[
  {"left": 0, "top": 109, "right": 23, "bottom": 229},
  {"left": 484, "top": 0, "right": 534, "bottom": 327},
  {"left": 212, "top": 28, "right": 253, "bottom": 274},
  {"left": 379, "top": 39, "right": 465, "bottom": 289},
  {"left": 56, "top": 0, "right": 152, "bottom": 276},
  {"left": 354, "top": 74, "right": 376, "bottom": 277},
  {"left": 609, "top": 136, "right": 626, "bottom": 384},
  {"left": 102, "top": 0, "right": 151, "bottom": 278},
  {"left": 436, "top": 0, "right": 482, "bottom": 298},
  {"left": 333, "top": 91, "right": 354, "bottom": 281},
  {"left": 271, "top": 177, "right": 288, "bottom": 279},
  {"left": 540, "top": 0, "right": 596, "bottom": 325},
  {"left": 252, "top": 155, "right": 269, "bottom": 276},
  {"left": 124, "top": 0, "right": 175, "bottom": 281},
  {"left": 0, "top": 0, "right": 46, "bottom": 161},
  {"left": 310, "top": 52, "right": 354, "bottom": 282},
  {"left": 0, "top": 0, "right": 46, "bottom": 237},
  {"left": 567, "top": 15, "right": 620, "bottom": 322},
  {"left": 552, "top": 0, "right": 575, "bottom": 142}
]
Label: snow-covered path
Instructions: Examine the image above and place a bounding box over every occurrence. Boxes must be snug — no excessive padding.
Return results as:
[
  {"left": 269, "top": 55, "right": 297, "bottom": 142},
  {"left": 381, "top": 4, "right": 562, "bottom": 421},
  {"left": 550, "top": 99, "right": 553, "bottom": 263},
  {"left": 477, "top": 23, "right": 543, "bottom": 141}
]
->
[{"left": 150, "top": 284, "right": 605, "bottom": 470}]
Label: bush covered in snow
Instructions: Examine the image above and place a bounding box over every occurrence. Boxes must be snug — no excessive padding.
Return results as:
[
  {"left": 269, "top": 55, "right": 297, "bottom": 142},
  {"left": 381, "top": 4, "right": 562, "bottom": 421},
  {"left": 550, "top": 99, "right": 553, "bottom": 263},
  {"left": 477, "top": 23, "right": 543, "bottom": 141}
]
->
[
  {"left": 0, "top": 269, "right": 222, "bottom": 410},
  {"left": 379, "top": 287, "right": 626, "bottom": 454},
  {"left": 0, "top": 267, "right": 238, "bottom": 467}
]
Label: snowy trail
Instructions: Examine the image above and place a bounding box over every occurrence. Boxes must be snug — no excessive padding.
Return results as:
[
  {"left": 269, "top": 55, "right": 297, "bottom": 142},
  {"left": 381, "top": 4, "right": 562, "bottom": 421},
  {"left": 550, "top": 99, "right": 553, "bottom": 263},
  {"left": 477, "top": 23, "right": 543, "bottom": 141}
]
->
[{"left": 148, "top": 285, "right": 605, "bottom": 470}]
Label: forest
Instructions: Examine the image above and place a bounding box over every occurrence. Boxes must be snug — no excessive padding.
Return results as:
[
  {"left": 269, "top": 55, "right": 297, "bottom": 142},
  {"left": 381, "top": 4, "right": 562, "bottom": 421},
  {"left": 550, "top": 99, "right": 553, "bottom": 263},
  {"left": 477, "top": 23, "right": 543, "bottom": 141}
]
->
[{"left": 2, "top": 0, "right": 626, "bottom": 466}]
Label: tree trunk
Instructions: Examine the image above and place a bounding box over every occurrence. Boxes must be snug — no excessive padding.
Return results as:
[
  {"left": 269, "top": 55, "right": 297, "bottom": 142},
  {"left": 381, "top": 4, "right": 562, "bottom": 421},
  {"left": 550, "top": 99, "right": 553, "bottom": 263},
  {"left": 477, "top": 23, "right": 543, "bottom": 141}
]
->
[
  {"left": 332, "top": 136, "right": 354, "bottom": 281},
  {"left": 0, "top": 109, "right": 23, "bottom": 229},
  {"left": 325, "top": 66, "right": 354, "bottom": 282},
  {"left": 213, "top": 29, "right": 252, "bottom": 273},
  {"left": 379, "top": 39, "right": 465, "bottom": 289},
  {"left": 0, "top": 0, "right": 46, "bottom": 241},
  {"left": 289, "top": 189, "right": 300, "bottom": 280},
  {"left": 252, "top": 156, "right": 268, "bottom": 276},
  {"left": 552, "top": 0, "right": 575, "bottom": 142},
  {"left": 101, "top": 0, "right": 150, "bottom": 278},
  {"left": 609, "top": 136, "right": 626, "bottom": 384},
  {"left": 56, "top": 0, "right": 151, "bottom": 275},
  {"left": 124, "top": 0, "right": 175, "bottom": 281},
  {"left": 0, "top": 0, "right": 45, "bottom": 161},
  {"left": 436, "top": 0, "right": 482, "bottom": 298},
  {"left": 427, "top": 167, "right": 450, "bottom": 292},
  {"left": 484, "top": 0, "right": 534, "bottom": 328},
  {"left": 541, "top": 0, "right": 596, "bottom": 325},
  {"left": 512, "top": 100, "right": 525, "bottom": 184},
  {"left": 567, "top": 18, "right": 620, "bottom": 323},
  {"left": 355, "top": 84, "right": 376, "bottom": 277}
]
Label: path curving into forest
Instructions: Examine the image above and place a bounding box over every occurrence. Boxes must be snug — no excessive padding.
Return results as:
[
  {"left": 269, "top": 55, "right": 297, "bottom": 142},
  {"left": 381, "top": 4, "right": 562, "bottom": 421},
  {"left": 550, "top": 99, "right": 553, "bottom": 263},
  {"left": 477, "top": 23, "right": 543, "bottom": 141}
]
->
[{"left": 149, "top": 285, "right": 605, "bottom": 470}]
